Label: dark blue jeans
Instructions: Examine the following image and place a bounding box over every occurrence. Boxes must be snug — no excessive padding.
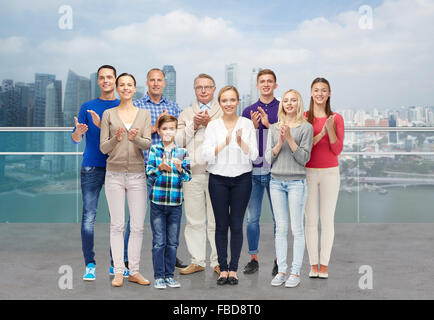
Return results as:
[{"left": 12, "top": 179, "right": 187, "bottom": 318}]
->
[
  {"left": 208, "top": 172, "right": 252, "bottom": 272},
  {"left": 80, "top": 166, "right": 130, "bottom": 266},
  {"left": 150, "top": 202, "right": 182, "bottom": 279}
]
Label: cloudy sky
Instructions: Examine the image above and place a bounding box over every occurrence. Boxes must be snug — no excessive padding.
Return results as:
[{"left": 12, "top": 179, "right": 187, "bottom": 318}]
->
[{"left": 0, "top": 0, "right": 433, "bottom": 110}]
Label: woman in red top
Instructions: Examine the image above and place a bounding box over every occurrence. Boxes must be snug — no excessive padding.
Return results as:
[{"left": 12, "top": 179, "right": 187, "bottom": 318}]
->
[{"left": 304, "top": 78, "right": 344, "bottom": 279}]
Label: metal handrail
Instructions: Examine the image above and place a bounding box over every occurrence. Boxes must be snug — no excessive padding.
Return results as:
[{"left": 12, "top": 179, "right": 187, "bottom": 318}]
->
[{"left": 1, "top": 126, "right": 434, "bottom": 132}]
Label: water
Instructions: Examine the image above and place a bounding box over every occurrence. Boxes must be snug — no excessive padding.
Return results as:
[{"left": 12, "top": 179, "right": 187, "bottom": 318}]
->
[{"left": 1, "top": 185, "right": 433, "bottom": 223}]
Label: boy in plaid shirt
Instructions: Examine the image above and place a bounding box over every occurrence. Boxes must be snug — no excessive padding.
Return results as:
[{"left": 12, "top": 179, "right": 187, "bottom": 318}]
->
[{"left": 146, "top": 115, "right": 192, "bottom": 289}]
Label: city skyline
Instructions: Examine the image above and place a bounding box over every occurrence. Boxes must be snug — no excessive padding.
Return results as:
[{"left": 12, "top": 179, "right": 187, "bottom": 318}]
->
[{"left": 1, "top": 69, "right": 434, "bottom": 128}]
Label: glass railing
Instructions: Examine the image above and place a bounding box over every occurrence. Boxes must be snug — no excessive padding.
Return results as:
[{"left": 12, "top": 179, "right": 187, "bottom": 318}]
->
[{"left": 1, "top": 127, "right": 433, "bottom": 223}]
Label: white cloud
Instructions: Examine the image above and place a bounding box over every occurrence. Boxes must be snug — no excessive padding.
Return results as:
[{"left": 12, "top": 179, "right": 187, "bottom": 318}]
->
[
  {"left": 0, "top": 37, "right": 28, "bottom": 56},
  {"left": 1, "top": 0, "right": 434, "bottom": 109}
]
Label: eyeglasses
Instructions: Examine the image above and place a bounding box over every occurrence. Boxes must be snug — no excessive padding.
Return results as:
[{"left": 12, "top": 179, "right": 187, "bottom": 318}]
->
[{"left": 194, "top": 86, "right": 215, "bottom": 91}]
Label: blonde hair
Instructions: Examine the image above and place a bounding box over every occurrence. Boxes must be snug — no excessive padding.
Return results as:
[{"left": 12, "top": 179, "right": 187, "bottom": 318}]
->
[
  {"left": 218, "top": 86, "right": 239, "bottom": 102},
  {"left": 276, "top": 89, "right": 306, "bottom": 128}
]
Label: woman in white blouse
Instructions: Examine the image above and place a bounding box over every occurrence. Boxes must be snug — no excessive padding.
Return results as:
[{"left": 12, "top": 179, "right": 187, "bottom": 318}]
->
[{"left": 202, "top": 86, "right": 258, "bottom": 286}]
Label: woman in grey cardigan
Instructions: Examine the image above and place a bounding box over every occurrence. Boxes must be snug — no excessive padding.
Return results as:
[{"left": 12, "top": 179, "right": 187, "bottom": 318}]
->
[
  {"left": 265, "top": 89, "right": 313, "bottom": 288},
  {"left": 100, "top": 73, "right": 151, "bottom": 287}
]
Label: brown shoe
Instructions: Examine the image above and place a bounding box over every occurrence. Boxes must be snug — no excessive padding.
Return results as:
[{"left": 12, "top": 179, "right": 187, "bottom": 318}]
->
[
  {"left": 179, "top": 263, "right": 205, "bottom": 275},
  {"left": 112, "top": 273, "right": 123, "bottom": 287},
  {"left": 213, "top": 265, "right": 220, "bottom": 275},
  {"left": 128, "top": 273, "right": 150, "bottom": 286}
]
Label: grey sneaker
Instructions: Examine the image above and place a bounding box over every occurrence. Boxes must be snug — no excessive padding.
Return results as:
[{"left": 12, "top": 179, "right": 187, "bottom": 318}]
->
[
  {"left": 285, "top": 274, "right": 301, "bottom": 288},
  {"left": 271, "top": 273, "right": 286, "bottom": 286},
  {"left": 165, "top": 277, "right": 181, "bottom": 288},
  {"left": 154, "top": 278, "right": 166, "bottom": 289}
]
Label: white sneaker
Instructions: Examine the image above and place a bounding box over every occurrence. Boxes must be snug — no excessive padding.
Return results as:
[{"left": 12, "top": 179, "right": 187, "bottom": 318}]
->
[
  {"left": 285, "top": 274, "right": 300, "bottom": 288},
  {"left": 309, "top": 269, "right": 319, "bottom": 278},
  {"left": 271, "top": 273, "right": 286, "bottom": 286}
]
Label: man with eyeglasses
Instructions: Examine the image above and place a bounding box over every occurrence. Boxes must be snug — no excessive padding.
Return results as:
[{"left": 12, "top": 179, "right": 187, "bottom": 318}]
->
[{"left": 175, "top": 74, "right": 223, "bottom": 275}]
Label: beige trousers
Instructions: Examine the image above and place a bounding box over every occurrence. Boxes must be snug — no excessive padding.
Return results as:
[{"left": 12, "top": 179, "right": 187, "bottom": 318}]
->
[
  {"left": 105, "top": 171, "right": 147, "bottom": 275},
  {"left": 183, "top": 173, "right": 218, "bottom": 268},
  {"left": 305, "top": 166, "right": 340, "bottom": 266}
]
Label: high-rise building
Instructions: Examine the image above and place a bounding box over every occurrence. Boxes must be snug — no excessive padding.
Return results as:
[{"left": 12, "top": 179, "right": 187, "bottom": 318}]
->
[
  {"left": 0, "top": 79, "right": 20, "bottom": 127},
  {"left": 43, "top": 81, "right": 64, "bottom": 173},
  {"left": 15, "top": 82, "right": 35, "bottom": 127},
  {"left": 389, "top": 114, "right": 397, "bottom": 143},
  {"left": 45, "top": 81, "right": 63, "bottom": 127},
  {"left": 63, "top": 70, "right": 91, "bottom": 126},
  {"left": 225, "top": 63, "right": 238, "bottom": 88},
  {"left": 250, "top": 68, "right": 262, "bottom": 105},
  {"left": 133, "top": 86, "right": 145, "bottom": 101},
  {"left": 162, "top": 65, "right": 176, "bottom": 102},
  {"left": 33, "top": 73, "right": 56, "bottom": 127},
  {"left": 90, "top": 72, "right": 101, "bottom": 100}
]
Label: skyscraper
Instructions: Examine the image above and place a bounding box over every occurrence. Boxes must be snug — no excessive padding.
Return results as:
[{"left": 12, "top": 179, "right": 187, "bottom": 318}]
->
[
  {"left": 90, "top": 72, "right": 101, "bottom": 100},
  {"left": 162, "top": 65, "right": 176, "bottom": 102},
  {"left": 0, "top": 79, "right": 20, "bottom": 127},
  {"left": 45, "top": 81, "right": 63, "bottom": 127},
  {"left": 389, "top": 114, "right": 397, "bottom": 143},
  {"left": 63, "top": 70, "right": 91, "bottom": 126},
  {"left": 33, "top": 73, "right": 56, "bottom": 127},
  {"left": 250, "top": 68, "right": 262, "bottom": 105},
  {"left": 43, "top": 81, "right": 64, "bottom": 173},
  {"left": 225, "top": 63, "right": 238, "bottom": 88},
  {"left": 15, "top": 82, "right": 35, "bottom": 127}
]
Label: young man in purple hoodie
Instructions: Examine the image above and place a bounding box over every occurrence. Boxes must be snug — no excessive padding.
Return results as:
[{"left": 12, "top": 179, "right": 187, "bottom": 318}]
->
[{"left": 241, "top": 69, "right": 279, "bottom": 276}]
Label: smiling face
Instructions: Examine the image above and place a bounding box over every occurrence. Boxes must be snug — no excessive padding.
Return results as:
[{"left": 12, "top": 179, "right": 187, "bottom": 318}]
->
[
  {"left": 194, "top": 77, "right": 216, "bottom": 105},
  {"left": 282, "top": 91, "right": 299, "bottom": 117},
  {"left": 116, "top": 75, "right": 136, "bottom": 100},
  {"left": 311, "top": 81, "right": 330, "bottom": 106},
  {"left": 146, "top": 69, "right": 166, "bottom": 97},
  {"left": 97, "top": 68, "right": 116, "bottom": 94},
  {"left": 257, "top": 74, "right": 277, "bottom": 98},
  {"left": 157, "top": 120, "right": 177, "bottom": 142},
  {"left": 218, "top": 89, "right": 239, "bottom": 116}
]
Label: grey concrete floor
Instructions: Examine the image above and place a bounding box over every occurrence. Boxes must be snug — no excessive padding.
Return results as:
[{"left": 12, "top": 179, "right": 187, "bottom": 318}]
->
[{"left": 0, "top": 223, "right": 433, "bottom": 300}]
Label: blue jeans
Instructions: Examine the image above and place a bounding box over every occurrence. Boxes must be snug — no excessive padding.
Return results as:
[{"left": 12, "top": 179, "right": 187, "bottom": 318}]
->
[
  {"left": 269, "top": 177, "right": 307, "bottom": 275},
  {"left": 246, "top": 173, "right": 275, "bottom": 255},
  {"left": 80, "top": 166, "right": 130, "bottom": 266},
  {"left": 150, "top": 202, "right": 182, "bottom": 279}
]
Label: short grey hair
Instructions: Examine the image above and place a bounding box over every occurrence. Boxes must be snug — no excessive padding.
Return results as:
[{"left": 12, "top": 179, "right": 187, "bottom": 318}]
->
[{"left": 194, "top": 73, "right": 215, "bottom": 86}]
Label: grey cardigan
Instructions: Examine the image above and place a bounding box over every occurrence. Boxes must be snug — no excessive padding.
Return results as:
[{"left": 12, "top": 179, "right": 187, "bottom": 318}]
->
[
  {"left": 265, "top": 122, "right": 313, "bottom": 180},
  {"left": 100, "top": 107, "right": 151, "bottom": 172}
]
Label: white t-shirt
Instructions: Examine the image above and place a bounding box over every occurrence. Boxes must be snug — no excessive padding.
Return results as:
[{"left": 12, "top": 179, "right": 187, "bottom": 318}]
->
[{"left": 202, "top": 117, "right": 258, "bottom": 177}]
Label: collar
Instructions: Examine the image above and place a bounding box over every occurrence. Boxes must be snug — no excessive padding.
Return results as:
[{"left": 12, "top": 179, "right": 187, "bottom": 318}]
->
[
  {"left": 257, "top": 97, "right": 279, "bottom": 108},
  {"left": 199, "top": 102, "right": 211, "bottom": 110},
  {"left": 144, "top": 92, "right": 168, "bottom": 105},
  {"left": 155, "top": 141, "right": 179, "bottom": 151}
]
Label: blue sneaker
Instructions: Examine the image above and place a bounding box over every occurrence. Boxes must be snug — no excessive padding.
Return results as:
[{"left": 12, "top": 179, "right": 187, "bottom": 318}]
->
[
  {"left": 83, "top": 263, "right": 96, "bottom": 281},
  {"left": 109, "top": 266, "right": 130, "bottom": 278},
  {"left": 165, "top": 277, "right": 181, "bottom": 288},
  {"left": 123, "top": 268, "right": 130, "bottom": 278},
  {"left": 154, "top": 278, "right": 166, "bottom": 289}
]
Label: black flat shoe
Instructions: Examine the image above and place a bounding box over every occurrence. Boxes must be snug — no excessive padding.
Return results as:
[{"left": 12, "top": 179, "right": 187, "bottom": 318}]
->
[
  {"left": 217, "top": 276, "right": 228, "bottom": 285},
  {"left": 228, "top": 276, "right": 238, "bottom": 285}
]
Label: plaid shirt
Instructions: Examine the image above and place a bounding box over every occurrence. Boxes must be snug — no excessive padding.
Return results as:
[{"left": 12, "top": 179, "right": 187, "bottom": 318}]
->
[
  {"left": 146, "top": 142, "right": 192, "bottom": 206},
  {"left": 134, "top": 93, "right": 181, "bottom": 165}
]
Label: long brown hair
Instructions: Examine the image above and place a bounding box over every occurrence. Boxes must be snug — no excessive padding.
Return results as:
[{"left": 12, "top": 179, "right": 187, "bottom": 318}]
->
[{"left": 307, "top": 77, "right": 332, "bottom": 124}]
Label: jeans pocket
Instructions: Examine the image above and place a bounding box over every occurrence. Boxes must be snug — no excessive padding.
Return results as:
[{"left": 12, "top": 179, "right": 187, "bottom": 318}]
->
[{"left": 81, "top": 166, "right": 95, "bottom": 174}]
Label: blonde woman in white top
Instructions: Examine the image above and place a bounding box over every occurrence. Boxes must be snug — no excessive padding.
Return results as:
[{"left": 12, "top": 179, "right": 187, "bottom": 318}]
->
[{"left": 202, "top": 86, "right": 258, "bottom": 286}]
